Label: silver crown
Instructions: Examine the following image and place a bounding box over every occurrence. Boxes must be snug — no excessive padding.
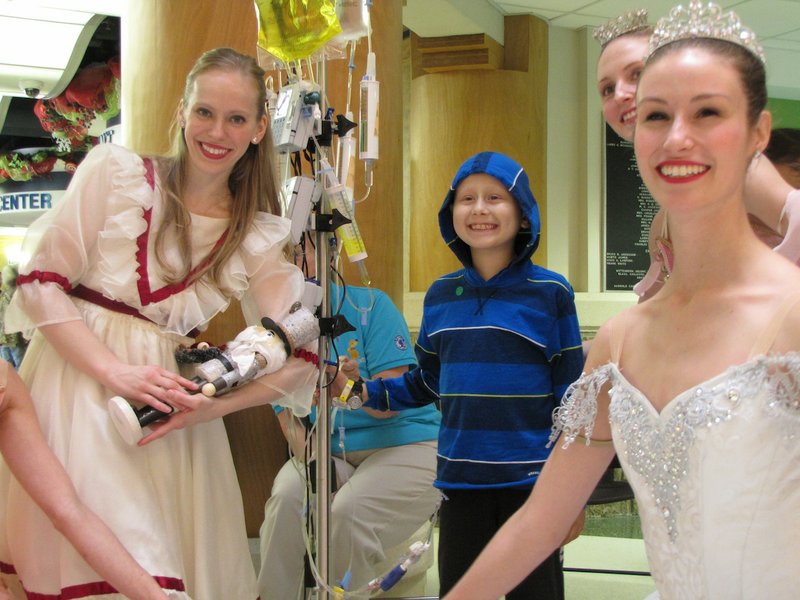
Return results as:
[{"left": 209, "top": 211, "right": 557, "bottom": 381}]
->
[
  {"left": 648, "top": 1, "right": 765, "bottom": 64},
  {"left": 593, "top": 9, "right": 649, "bottom": 47}
]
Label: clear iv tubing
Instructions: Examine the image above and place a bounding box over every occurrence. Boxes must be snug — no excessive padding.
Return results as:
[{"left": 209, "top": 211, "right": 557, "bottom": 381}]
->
[
  {"left": 319, "top": 159, "right": 370, "bottom": 285},
  {"left": 337, "top": 111, "right": 356, "bottom": 193}
]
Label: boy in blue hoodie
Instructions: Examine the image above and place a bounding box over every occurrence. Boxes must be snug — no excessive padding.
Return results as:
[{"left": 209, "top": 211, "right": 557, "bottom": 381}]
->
[{"left": 348, "top": 152, "right": 584, "bottom": 598}]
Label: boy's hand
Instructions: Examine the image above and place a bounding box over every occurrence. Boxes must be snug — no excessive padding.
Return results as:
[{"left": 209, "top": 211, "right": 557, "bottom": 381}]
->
[
  {"left": 337, "top": 356, "right": 360, "bottom": 380},
  {"left": 327, "top": 367, "right": 350, "bottom": 399}
]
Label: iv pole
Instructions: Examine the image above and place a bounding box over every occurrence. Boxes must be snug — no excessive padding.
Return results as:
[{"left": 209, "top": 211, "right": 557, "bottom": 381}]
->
[
  {"left": 309, "top": 57, "right": 364, "bottom": 600},
  {"left": 313, "top": 59, "right": 333, "bottom": 600},
  {"left": 307, "top": 6, "right": 373, "bottom": 596}
]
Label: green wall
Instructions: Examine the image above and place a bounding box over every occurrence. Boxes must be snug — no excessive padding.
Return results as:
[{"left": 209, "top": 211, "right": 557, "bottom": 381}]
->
[{"left": 768, "top": 98, "right": 800, "bottom": 128}]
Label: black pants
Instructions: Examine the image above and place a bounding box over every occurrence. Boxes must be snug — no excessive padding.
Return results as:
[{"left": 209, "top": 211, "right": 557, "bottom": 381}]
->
[{"left": 437, "top": 488, "right": 564, "bottom": 600}]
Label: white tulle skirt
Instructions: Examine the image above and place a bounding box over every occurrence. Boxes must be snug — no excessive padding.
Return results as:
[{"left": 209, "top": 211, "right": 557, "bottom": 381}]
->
[{"left": 0, "top": 300, "right": 257, "bottom": 599}]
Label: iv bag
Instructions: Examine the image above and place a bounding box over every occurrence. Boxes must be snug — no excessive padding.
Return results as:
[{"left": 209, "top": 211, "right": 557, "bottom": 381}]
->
[
  {"left": 256, "top": 0, "right": 342, "bottom": 63},
  {"left": 331, "top": 0, "right": 370, "bottom": 44}
]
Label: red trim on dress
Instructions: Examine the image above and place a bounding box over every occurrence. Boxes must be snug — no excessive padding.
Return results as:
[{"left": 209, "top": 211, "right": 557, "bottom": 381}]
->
[
  {"left": 16, "top": 270, "right": 72, "bottom": 293},
  {"left": 0, "top": 560, "right": 15, "bottom": 574},
  {"left": 135, "top": 208, "right": 229, "bottom": 306},
  {"left": 135, "top": 208, "right": 153, "bottom": 304},
  {"left": 71, "top": 285, "right": 152, "bottom": 322},
  {"left": 3, "top": 557, "right": 186, "bottom": 600},
  {"left": 70, "top": 284, "right": 201, "bottom": 338},
  {"left": 143, "top": 157, "right": 155, "bottom": 191},
  {"left": 136, "top": 156, "right": 230, "bottom": 306},
  {"left": 22, "top": 575, "right": 185, "bottom": 599}
]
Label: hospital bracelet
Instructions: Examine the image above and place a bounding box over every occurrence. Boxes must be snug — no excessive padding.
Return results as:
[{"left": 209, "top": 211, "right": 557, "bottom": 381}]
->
[{"left": 338, "top": 377, "right": 364, "bottom": 410}]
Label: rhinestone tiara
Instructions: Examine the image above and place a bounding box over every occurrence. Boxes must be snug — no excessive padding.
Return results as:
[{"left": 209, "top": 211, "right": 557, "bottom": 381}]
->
[
  {"left": 593, "top": 8, "right": 650, "bottom": 48},
  {"left": 648, "top": 1, "right": 766, "bottom": 65}
]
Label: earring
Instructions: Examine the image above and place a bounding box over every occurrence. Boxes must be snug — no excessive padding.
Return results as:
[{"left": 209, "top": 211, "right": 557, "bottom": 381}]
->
[
  {"left": 749, "top": 149, "right": 763, "bottom": 170},
  {"left": 179, "top": 120, "right": 186, "bottom": 128},
  {"left": 252, "top": 137, "right": 259, "bottom": 144}
]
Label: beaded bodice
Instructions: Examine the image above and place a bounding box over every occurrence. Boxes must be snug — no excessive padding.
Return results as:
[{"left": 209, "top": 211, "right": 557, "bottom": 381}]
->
[{"left": 554, "top": 355, "right": 800, "bottom": 599}]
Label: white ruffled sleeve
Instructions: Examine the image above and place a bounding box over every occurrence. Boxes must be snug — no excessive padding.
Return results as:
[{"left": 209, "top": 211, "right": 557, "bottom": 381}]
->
[
  {"left": 236, "top": 213, "right": 317, "bottom": 417},
  {"left": 5, "top": 144, "right": 148, "bottom": 334},
  {"left": 549, "top": 365, "right": 613, "bottom": 449}
]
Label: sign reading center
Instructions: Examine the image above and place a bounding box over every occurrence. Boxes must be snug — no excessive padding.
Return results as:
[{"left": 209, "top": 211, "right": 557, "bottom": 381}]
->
[
  {"left": 0, "top": 170, "right": 72, "bottom": 224},
  {"left": 1, "top": 192, "right": 53, "bottom": 211}
]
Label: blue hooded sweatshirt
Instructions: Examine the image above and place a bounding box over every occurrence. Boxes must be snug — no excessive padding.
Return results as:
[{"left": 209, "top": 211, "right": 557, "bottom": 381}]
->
[{"left": 364, "top": 152, "right": 583, "bottom": 489}]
